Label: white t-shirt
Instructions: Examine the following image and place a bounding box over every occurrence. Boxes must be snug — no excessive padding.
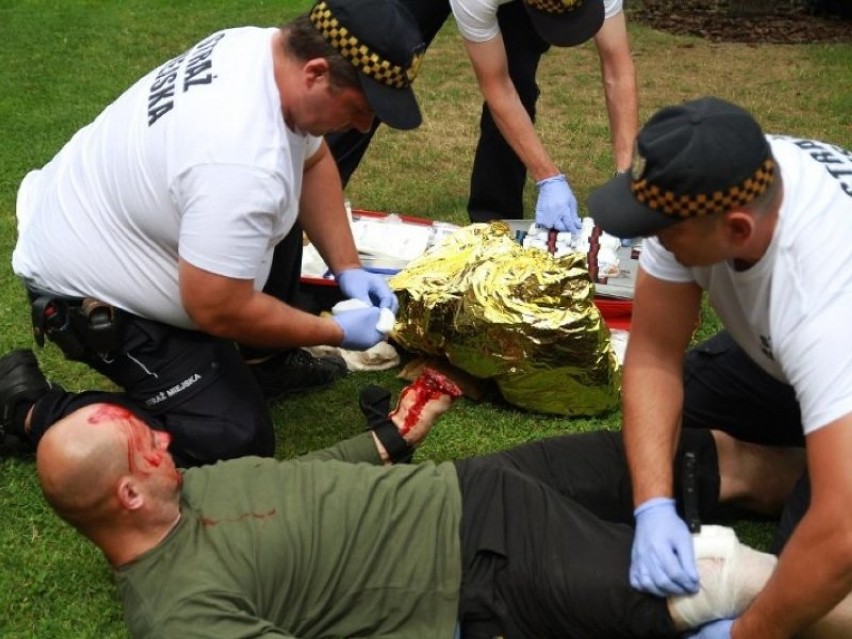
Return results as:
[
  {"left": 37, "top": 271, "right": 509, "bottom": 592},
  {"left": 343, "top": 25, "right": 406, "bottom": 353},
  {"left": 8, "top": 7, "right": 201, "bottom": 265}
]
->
[
  {"left": 449, "top": 0, "right": 623, "bottom": 43},
  {"left": 13, "top": 27, "right": 322, "bottom": 329},
  {"left": 640, "top": 135, "right": 852, "bottom": 435}
]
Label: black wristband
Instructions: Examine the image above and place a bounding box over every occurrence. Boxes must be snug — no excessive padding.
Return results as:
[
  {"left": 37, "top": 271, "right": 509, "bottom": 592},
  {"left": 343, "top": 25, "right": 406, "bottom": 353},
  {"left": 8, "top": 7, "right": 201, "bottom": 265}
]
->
[{"left": 359, "top": 385, "right": 413, "bottom": 464}]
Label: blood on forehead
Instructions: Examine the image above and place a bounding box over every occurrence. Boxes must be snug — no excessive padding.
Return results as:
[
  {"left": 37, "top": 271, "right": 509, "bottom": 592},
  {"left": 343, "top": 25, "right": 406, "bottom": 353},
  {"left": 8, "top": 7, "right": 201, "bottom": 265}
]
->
[
  {"left": 87, "top": 404, "right": 133, "bottom": 424},
  {"left": 88, "top": 404, "right": 166, "bottom": 474}
]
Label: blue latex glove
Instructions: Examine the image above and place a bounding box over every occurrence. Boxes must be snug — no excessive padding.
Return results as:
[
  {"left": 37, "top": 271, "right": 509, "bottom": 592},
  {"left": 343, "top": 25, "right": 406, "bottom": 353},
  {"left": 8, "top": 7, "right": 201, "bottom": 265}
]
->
[
  {"left": 534, "top": 174, "right": 582, "bottom": 234},
  {"left": 332, "top": 306, "right": 385, "bottom": 350},
  {"left": 631, "top": 497, "right": 700, "bottom": 597},
  {"left": 684, "top": 619, "right": 734, "bottom": 639},
  {"left": 336, "top": 268, "right": 399, "bottom": 313}
]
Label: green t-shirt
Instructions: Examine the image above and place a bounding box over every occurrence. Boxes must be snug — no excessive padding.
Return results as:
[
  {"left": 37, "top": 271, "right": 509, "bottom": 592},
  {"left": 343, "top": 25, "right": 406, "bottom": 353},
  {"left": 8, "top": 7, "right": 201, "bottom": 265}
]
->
[{"left": 115, "top": 434, "right": 463, "bottom": 638}]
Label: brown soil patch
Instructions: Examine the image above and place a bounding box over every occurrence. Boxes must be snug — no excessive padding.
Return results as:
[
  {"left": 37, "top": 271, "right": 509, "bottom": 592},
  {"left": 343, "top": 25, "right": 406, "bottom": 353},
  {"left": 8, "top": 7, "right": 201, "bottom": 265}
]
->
[{"left": 629, "top": 0, "right": 852, "bottom": 44}]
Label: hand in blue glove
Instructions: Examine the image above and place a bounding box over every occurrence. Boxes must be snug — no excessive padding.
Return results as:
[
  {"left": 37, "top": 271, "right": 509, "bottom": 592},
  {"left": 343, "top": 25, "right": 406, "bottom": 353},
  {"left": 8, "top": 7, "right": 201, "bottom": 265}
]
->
[
  {"left": 684, "top": 619, "right": 734, "bottom": 639},
  {"left": 336, "top": 268, "right": 399, "bottom": 313},
  {"left": 332, "top": 306, "right": 386, "bottom": 350},
  {"left": 534, "top": 174, "right": 582, "bottom": 234},
  {"left": 631, "top": 497, "right": 700, "bottom": 597}
]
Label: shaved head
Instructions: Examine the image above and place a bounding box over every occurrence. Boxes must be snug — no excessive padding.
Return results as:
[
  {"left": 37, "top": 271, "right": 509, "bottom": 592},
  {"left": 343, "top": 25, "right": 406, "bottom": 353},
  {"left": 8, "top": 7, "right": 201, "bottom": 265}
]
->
[
  {"left": 37, "top": 404, "right": 182, "bottom": 568},
  {"left": 37, "top": 404, "right": 180, "bottom": 534},
  {"left": 37, "top": 405, "right": 129, "bottom": 525}
]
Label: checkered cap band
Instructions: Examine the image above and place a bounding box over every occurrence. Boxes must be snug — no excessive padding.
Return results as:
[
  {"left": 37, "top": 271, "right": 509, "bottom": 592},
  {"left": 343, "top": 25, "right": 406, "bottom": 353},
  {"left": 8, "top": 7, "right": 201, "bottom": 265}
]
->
[
  {"left": 525, "top": 0, "right": 583, "bottom": 15},
  {"left": 309, "top": 1, "right": 417, "bottom": 88},
  {"left": 630, "top": 158, "right": 776, "bottom": 219}
]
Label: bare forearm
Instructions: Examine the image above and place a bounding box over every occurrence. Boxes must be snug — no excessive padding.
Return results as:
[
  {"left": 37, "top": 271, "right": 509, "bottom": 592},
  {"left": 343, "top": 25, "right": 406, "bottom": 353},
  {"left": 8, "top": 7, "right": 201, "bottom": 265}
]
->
[
  {"left": 734, "top": 422, "right": 852, "bottom": 638},
  {"left": 465, "top": 37, "right": 559, "bottom": 182},
  {"left": 622, "top": 358, "right": 683, "bottom": 505},
  {"left": 624, "top": 271, "right": 702, "bottom": 506},
  {"left": 602, "top": 66, "right": 638, "bottom": 171},
  {"left": 732, "top": 516, "right": 852, "bottom": 638},
  {"left": 596, "top": 13, "right": 639, "bottom": 171},
  {"left": 486, "top": 88, "right": 559, "bottom": 181},
  {"left": 299, "top": 142, "right": 361, "bottom": 274},
  {"left": 197, "top": 288, "right": 343, "bottom": 349}
]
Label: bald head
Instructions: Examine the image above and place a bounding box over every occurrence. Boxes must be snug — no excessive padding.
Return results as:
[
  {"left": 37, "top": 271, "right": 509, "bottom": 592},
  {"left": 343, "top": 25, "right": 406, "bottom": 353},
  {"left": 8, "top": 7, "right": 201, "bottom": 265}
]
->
[
  {"left": 38, "top": 404, "right": 183, "bottom": 566},
  {"left": 37, "top": 404, "right": 133, "bottom": 527}
]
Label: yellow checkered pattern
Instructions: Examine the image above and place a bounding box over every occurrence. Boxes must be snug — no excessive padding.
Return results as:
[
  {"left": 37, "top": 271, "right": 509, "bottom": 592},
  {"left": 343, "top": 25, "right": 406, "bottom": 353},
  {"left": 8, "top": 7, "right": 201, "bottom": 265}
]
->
[
  {"left": 309, "top": 1, "right": 418, "bottom": 88},
  {"left": 630, "top": 158, "right": 776, "bottom": 219},
  {"left": 525, "top": 0, "right": 583, "bottom": 15}
]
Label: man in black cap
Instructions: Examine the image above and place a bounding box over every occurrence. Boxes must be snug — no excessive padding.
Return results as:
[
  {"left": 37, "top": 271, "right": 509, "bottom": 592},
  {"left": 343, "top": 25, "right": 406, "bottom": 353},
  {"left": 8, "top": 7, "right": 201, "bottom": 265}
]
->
[
  {"left": 327, "top": 0, "right": 638, "bottom": 230},
  {"left": 2, "top": 0, "right": 427, "bottom": 467},
  {"left": 589, "top": 96, "right": 852, "bottom": 638}
]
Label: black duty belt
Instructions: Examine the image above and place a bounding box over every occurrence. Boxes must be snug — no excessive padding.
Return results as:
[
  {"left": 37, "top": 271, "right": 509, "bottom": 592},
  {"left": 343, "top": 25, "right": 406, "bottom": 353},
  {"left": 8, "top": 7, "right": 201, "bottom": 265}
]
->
[{"left": 30, "top": 291, "right": 123, "bottom": 357}]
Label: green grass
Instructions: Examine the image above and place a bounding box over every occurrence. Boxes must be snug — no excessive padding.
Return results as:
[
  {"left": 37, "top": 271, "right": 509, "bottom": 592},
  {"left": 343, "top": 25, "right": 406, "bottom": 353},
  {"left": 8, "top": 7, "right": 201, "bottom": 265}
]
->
[{"left": 0, "top": 2, "right": 850, "bottom": 636}]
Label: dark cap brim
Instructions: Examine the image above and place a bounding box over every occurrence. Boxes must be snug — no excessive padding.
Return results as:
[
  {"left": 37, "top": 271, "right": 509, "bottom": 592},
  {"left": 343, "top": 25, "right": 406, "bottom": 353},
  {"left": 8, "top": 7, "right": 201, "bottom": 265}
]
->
[
  {"left": 588, "top": 172, "right": 681, "bottom": 238},
  {"left": 359, "top": 76, "right": 422, "bottom": 131},
  {"left": 524, "top": 0, "right": 605, "bottom": 47}
]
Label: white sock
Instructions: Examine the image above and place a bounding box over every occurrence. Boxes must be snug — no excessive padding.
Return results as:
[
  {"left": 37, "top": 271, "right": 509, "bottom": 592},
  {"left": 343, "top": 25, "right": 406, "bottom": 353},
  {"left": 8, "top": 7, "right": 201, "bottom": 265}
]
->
[{"left": 670, "top": 525, "right": 778, "bottom": 628}]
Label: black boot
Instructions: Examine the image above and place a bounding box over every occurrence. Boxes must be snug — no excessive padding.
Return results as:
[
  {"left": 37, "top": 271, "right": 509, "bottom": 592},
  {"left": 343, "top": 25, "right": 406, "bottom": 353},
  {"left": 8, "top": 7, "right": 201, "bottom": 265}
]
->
[
  {"left": 0, "top": 349, "right": 52, "bottom": 453},
  {"left": 247, "top": 349, "right": 348, "bottom": 400}
]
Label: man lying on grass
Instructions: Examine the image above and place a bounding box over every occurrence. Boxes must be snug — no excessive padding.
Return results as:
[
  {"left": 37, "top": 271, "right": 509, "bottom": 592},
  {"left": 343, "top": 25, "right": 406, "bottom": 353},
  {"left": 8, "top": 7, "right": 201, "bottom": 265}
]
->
[{"left": 36, "top": 367, "right": 826, "bottom": 638}]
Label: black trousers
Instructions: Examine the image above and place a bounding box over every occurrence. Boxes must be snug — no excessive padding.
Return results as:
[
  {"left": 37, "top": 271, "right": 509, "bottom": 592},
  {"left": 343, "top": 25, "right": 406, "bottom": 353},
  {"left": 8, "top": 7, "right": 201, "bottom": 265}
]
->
[
  {"left": 682, "top": 330, "right": 807, "bottom": 554},
  {"left": 467, "top": 0, "right": 550, "bottom": 223},
  {"left": 27, "top": 297, "right": 275, "bottom": 468},
  {"left": 325, "top": 0, "right": 546, "bottom": 223},
  {"left": 453, "top": 428, "right": 720, "bottom": 639}
]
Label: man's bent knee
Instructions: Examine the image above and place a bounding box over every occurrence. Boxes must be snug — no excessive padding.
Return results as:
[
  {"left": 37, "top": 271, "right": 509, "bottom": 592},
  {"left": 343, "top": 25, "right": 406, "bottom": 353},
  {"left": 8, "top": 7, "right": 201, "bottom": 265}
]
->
[{"left": 165, "top": 407, "right": 274, "bottom": 467}]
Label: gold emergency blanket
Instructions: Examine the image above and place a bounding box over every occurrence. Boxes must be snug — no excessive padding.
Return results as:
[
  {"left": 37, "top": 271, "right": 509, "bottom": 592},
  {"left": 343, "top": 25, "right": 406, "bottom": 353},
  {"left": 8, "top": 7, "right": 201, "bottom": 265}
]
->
[{"left": 389, "top": 223, "right": 621, "bottom": 416}]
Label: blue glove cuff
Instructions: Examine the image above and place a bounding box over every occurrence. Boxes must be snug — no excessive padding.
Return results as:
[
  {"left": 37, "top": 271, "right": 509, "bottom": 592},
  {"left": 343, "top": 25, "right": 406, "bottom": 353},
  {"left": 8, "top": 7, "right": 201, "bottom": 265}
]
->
[
  {"left": 336, "top": 267, "right": 363, "bottom": 279},
  {"left": 535, "top": 173, "right": 567, "bottom": 188},
  {"left": 634, "top": 497, "right": 676, "bottom": 518}
]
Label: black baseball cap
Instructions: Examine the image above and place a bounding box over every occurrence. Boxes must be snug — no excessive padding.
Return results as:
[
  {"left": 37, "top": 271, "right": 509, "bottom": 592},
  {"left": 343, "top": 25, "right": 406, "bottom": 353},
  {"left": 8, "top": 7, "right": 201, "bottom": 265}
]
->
[
  {"left": 308, "top": 0, "right": 426, "bottom": 130},
  {"left": 523, "top": 0, "right": 605, "bottom": 47},
  {"left": 589, "top": 97, "right": 776, "bottom": 238}
]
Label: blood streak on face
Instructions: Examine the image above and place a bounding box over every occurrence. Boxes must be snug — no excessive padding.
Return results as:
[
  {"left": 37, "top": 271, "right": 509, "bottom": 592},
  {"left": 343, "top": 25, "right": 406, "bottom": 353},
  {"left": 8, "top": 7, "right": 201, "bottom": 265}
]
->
[
  {"left": 391, "top": 368, "right": 462, "bottom": 436},
  {"left": 87, "top": 403, "right": 180, "bottom": 484}
]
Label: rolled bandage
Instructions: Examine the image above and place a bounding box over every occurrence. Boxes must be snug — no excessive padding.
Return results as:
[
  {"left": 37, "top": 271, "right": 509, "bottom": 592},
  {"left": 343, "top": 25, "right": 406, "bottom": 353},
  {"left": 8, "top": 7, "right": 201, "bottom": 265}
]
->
[
  {"left": 670, "top": 525, "right": 777, "bottom": 628},
  {"left": 331, "top": 298, "right": 396, "bottom": 335}
]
